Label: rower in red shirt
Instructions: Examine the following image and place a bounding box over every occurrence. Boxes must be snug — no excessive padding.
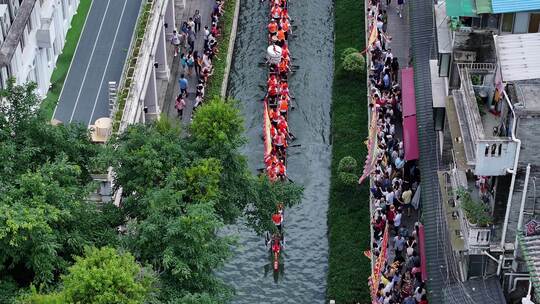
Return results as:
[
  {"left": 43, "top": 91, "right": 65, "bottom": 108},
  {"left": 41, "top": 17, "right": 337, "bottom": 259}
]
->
[
  {"left": 281, "top": 44, "right": 290, "bottom": 61},
  {"left": 278, "top": 95, "right": 288, "bottom": 115},
  {"left": 268, "top": 83, "right": 279, "bottom": 98},
  {"left": 271, "top": 5, "right": 282, "bottom": 19},
  {"left": 272, "top": 212, "right": 283, "bottom": 232},
  {"left": 277, "top": 160, "right": 287, "bottom": 180},
  {"left": 267, "top": 74, "right": 278, "bottom": 87},
  {"left": 268, "top": 19, "right": 278, "bottom": 36}
]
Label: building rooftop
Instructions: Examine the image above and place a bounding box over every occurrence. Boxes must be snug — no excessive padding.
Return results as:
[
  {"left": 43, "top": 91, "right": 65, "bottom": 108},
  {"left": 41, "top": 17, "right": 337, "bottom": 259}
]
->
[
  {"left": 511, "top": 80, "right": 540, "bottom": 115},
  {"left": 492, "top": 0, "right": 540, "bottom": 14},
  {"left": 518, "top": 231, "right": 540, "bottom": 301},
  {"left": 442, "top": 277, "right": 506, "bottom": 303},
  {"left": 434, "top": 1, "right": 452, "bottom": 54},
  {"left": 494, "top": 33, "right": 540, "bottom": 82},
  {"left": 0, "top": 0, "right": 36, "bottom": 67}
]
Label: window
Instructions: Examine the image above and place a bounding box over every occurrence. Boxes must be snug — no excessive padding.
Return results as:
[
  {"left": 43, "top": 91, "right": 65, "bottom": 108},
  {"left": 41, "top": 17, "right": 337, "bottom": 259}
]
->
[
  {"left": 501, "top": 13, "right": 514, "bottom": 32},
  {"left": 529, "top": 13, "right": 540, "bottom": 33},
  {"left": 481, "top": 14, "right": 499, "bottom": 29},
  {"left": 514, "top": 12, "right": 530, "bottom": 33}
]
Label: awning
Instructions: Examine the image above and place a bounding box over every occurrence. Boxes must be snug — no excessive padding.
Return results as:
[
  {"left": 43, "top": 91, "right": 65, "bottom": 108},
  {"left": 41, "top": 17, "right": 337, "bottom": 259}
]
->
[
  {"left": 417, "top": 224, "right": 428, "bottom": 282},
  {"left": 401, "top": 68, "right": 416, "bottom": 118},
  {"left": 492, "top": 0, "right": 540, "bottom": 13},
  {"left": 494, "top": 33, "right": 540, "bottom": 81},
  {"left": 403, "top": 116, "right": 419, "bottom": 161},
  {"left": 475, "top": 0, "right": 493, "bottom": 14},
  {"left": 445, "top": 0, "right": 476, "bottom": 17}
]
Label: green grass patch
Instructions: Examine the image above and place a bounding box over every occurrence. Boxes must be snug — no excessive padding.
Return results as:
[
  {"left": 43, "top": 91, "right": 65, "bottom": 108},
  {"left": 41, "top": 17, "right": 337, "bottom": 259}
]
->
[
  {"left": 326, "top": 0, "right": 371, "bottom": 303},
  {"left": 205, "top": 0, "right": 237, "bottom": 99},
  {"left": 39, "top": 0, "right": 92, "bottom": 120}
]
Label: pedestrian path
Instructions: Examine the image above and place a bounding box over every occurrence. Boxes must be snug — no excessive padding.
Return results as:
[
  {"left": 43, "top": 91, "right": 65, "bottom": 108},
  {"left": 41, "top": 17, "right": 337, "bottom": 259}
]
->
[{"left": 161, "top": 0, "right": 215, "bottom": 123}]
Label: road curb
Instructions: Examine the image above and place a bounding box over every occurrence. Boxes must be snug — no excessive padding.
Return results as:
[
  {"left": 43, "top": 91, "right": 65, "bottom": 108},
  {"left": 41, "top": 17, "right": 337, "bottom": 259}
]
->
[{"left": 220, "top": 0, "right": 241, "bottom": 98}]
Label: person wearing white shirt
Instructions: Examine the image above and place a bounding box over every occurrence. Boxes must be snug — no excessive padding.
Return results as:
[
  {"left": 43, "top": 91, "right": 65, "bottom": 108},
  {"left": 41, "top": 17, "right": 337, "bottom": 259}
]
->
[{"left": 393, "top": 209, "right": 402, "bottom": 234}]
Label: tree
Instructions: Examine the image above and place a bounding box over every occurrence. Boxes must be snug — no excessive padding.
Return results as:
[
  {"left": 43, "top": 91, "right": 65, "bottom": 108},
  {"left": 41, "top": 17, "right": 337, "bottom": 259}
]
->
[
  {"left": 18, "top": 247, "right": 156, "bottom": 304},
  {"left": 0, "top": 78, "right": 39, "bottom": 137},
  {"left": 190, "top": 97, "right": 244, "bottom": 156},
  {"left": 0, "top": 159, "right": 120, "bottom": 285},
  {"left": 122, "top": 188, "right": 232, "bottom": 302},
  {"left": 109, "top": 122, "right": 187, "bottom": 218},
  {"left": 62, "top": 247, "right": 155, "bottom": 304}
]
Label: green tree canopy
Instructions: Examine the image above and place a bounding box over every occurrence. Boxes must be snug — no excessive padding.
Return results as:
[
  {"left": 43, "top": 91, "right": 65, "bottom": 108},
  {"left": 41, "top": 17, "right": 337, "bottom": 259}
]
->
[
  {"left": 19, "top": 247, "right": 156, "bottom": 304},
  {"left": 0, "top": 158, "right": 119, "bottom": 285},
  {"left": 190, "top": 97, "right": 244, "bottom": 156}
]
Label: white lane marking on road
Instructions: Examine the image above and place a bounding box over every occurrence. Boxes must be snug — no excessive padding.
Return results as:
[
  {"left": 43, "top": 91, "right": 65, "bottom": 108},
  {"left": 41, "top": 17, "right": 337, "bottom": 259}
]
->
[
  {"left": 52, "top": 0, "right": 96, "bottom": 121},
  {"left": 68, "top": 0, "right": 112, "bottom": 123},
  {"left": 87, "top": 0, "right": 128, "bottom": 125}
]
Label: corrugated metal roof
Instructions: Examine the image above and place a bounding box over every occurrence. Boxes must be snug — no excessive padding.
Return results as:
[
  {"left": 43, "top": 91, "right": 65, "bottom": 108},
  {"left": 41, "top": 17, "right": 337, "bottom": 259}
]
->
[
  {"left": 410, "top": 2, "right": 505, "bottom": 303},
  {"left": 494, "top": 33, "right": 540, "bottom": 81},
  {"left": 442, "top": 277, "right": 506, "bottom": 304},
  {"left": 476, "top": 0, "right": 493, "bottom": 13},
  {"left": 517, "top": 232, "right": 540, "bottom": 301},
  {"left": 445, "top": 0, "right": 476, "bottom": 16},
  {"left": 492, "top": 0, "right": 540, "bottom": 13}
]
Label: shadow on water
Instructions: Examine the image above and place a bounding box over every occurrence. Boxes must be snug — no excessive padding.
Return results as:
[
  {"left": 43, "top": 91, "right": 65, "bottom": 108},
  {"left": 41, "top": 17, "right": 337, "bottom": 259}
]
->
[{"left": 217, "top": 0, "right": 334, "bottom": 303}]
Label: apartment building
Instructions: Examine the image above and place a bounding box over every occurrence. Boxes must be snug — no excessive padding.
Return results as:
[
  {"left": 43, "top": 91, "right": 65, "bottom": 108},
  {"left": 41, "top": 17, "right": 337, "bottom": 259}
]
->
[
  {"left": 431, "top": 1, "right": 540, "bottom": 302},
  {"left": 0, "top": 0, "right": 80, "bottom": 97}
]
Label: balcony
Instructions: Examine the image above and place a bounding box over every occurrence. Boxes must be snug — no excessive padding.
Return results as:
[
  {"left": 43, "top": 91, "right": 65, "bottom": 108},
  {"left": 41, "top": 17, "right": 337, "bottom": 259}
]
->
[
  {"left": 36, "top": 16, "right": 55, "bottom": 48},
  {"left": 440, "top": 166, "right": 495, "bottom": 254},
  {"left": 449, "top": 64, "right": 518, "bottom": 176}
]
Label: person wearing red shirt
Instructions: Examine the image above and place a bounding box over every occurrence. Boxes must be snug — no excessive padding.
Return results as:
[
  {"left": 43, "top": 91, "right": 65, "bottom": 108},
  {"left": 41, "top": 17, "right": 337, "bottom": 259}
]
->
[
  {"left": 268, "top": 20, "right": 278, "bottom": 35},
  {"left": 272, "top": 212, "right": 283, "bottom": 232}
]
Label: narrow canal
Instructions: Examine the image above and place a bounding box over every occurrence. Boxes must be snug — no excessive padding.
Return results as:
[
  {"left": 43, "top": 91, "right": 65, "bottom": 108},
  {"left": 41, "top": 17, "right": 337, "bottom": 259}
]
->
[{"left": 217, "top": 0, "right": 334, "bottom": 303}]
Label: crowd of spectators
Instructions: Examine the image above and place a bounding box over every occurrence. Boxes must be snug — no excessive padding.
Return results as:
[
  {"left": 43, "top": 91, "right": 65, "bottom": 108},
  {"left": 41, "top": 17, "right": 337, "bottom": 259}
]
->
[{"left": 366, "top": 0, "right": 427, "bottom": 303}]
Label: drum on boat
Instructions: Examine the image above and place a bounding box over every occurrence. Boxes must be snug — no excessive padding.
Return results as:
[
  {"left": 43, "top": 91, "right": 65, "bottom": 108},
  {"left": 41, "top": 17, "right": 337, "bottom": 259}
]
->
[{"left": 267, "top": 45, "right": 282, "bottom": 65}]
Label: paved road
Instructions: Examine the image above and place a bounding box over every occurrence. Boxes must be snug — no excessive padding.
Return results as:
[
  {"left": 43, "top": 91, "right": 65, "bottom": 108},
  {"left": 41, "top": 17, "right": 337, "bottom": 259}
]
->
[{"left": 53, "top": 0, "right": 142, "bottom": 125}]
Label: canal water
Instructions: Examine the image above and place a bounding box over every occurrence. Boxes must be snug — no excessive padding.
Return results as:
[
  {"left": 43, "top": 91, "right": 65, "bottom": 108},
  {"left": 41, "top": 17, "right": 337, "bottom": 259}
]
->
[{"left": 217, "top": 0, "right": 334, "bottom": 303}]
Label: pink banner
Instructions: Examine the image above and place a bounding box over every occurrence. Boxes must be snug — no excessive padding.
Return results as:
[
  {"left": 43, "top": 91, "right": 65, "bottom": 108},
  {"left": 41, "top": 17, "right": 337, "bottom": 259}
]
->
[{"left": 359, "top": 110, "right": 379, "bottom": 184}]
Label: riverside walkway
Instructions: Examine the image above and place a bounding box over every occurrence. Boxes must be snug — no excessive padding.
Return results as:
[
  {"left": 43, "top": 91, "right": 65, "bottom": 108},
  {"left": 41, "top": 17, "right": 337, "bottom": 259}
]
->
[
  {"left": 53, "top": 0, "right": 142, "bottom": 125},
  {"left": 160, "top": 0, "right": 215, "bottom": 123}
]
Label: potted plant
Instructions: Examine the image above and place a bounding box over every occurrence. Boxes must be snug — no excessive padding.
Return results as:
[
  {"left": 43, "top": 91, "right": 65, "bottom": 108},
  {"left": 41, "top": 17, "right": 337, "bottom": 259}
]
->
[{"left": 456, "top": 188, "right": 493, "bottom": 227}]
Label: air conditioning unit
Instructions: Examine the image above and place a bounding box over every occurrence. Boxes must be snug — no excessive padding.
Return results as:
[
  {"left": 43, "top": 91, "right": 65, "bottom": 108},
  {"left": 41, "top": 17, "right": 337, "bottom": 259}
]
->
[{"left": 454, "top": 50, "right": 476, "bottom": 62}]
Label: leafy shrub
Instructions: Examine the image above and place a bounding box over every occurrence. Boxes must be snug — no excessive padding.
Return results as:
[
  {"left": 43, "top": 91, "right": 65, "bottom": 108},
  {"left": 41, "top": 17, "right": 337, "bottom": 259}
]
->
[
  {"left": 338, "top": 156, "right": 358, "bottom": 186},
  {"left": 339, "top": 172, "right": 359, "bottom": 186},
  {"left": 338, "top": 156, "right": 357, "bottom": 173},
  {"left": 457, "top": 188, "right": 493, "bottom": 227},
  {"left": 342, "top": 52, "right": 366, "bottom": 74},
  {"left": 341, "top": 47, "right": 359, "bottom": 63}
]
